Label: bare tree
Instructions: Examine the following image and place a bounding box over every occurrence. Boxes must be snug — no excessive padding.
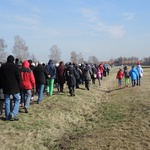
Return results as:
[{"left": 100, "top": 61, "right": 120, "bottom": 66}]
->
[
  {"left": 49, "top": 45, "right": 61, "bottom": 64},
  {"left": 88, "top": 56, "right": 99, "bottom": 64},
  {"left": 78, "top": 52, "right": 84, "bottom": 64},
  {"left": 70, "top": 51, "right": 78, "bottom": 63},
  {"left": 0, "top": 38, "right": 8, "bottom": 62},
  {"left": 143, "top": 56, "right": 150, "bottom": 65},
  {"left": 12, "top": 35, "right": 29, "bottom": 61}
]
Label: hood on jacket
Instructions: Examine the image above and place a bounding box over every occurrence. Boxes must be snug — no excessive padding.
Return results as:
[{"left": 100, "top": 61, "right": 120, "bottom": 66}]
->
[
  {"left": 84, "top": 64, "right": 90, "bottom": 71},
  {"left": 48, "top": 59, "right": 53, "bottom": 65},
  {"left": 7, "top": 55, "right": 14, "bottom": 63},
  {"left": 22, "top": 60, "right": 30, "bottom": 68}
]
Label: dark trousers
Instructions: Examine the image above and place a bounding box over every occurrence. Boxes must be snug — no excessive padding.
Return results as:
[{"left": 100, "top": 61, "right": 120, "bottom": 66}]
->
[
  {"left": 85, "top": 80, "right": 90, "bottom": 90},
  {"left": 132, "top": 79, "right": 136, "bottom": 87},
  {"left": 68, "top": 85, "right": 75, "bottom": 96},
  {"left": 0, "top": 99, "right": 3, "bottom": 115},
  {"left": 137, "top": 76, "right": 141, "bottom": 86},
  {"left": 60, "top": 84, "right": 64, "bottom": 92}
]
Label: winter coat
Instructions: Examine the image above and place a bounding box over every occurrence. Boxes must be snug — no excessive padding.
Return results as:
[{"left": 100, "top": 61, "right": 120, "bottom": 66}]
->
[
  {"left": 33, "top": 64, "right": 49, "bottom": 85},
  {"left": 0, "top": 57, "right": 21, "bottom": 94},
  {"left": 124, "top": 70, "right": 130, "bottom": 78},
  {"left": 91, "top": 66, "right": 97, "bottom": 79},
  {"left": 116, "top": 70, "right": 124, "bottom": 79},
  {"left": 57, "top": 65, "right": 66, "bottom": 84},
  {"left": 136, "top": 65, "right": 143, "bottom": 77},
  {"left": 98, "top": 64, "right": 104, "bottom": 73},
  {"left": 20, "top": 60, "right": 36, "bottom": 90},
  {"left": 65, "top": 65, "right": 79, "bottom": 86},
  {"left": 97, "top": 68, "right": 101, "bottom": 78},
  {"left": 129, "top": 68, "right": 139, "bottom": 80},
  {"left": 46, "top": 60, "right": 56, "bottom": 79},
  {"left": 83, "top": 65, "right": 93, "bottom": 81}
]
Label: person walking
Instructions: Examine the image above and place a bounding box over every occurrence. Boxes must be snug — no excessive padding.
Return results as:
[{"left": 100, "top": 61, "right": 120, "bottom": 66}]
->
[
  {"left": 97, "top": 67, "right": 101, "bottom": 86},
  {"left": 73, "top": 63, "right": 82, "bottom": 89},
  {"left": 136, "top": 61, "right": 143, "bottom": 86},
  {"left": 20, "top": 60, "right": 36, "bottom": 113},
  {"left": 98, "top": 63, "right": 104, "bottom": 80},
  {"left": 116, "top": 69, "right": 124, "bottom": 87},
  {"left": 33, "top": 62, "right": 50, "bottom": 104},
  {"left": 91, "top": 64, "right": 97, "bottom": 84},
  {"left": 83, "top": 63, "right": 93, "bottom": 90},
  {"left": 123, "top": 66, "right": 130, "bottom": 87},
  {"left": 129, "top": 65, "right": 139, "bottom": 87},
  {"left": 65, "top": 62, "right": 79, "bottom": 96},
  {"left": 0, "top": 55, "right": 21, "bottom": 121},
  {"left": 46, "top": 60, "right": 56, "bottom": 96},
  {"left": 56, "top": 61, "right": 66, "bottom": 92}
]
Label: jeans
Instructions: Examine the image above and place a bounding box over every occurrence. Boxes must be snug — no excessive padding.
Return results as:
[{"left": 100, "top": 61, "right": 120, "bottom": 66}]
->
[
  {"left": 37, "top": 84, "right": 45, "bottom": 103},
  {"left": 4, "top": 93, "right": 20, "bottom": 119},
  {"left": 21, "top": 90, "right": 31, "bottom": 109},
  {"left": 137, "top": 76, "right": 141, "bottom": 86},
  {"left": 118, "top": 78, "right": 122, "bottom": 86},
  {"left": 131, "top": 79, "right": 136, "bottom": 87}
]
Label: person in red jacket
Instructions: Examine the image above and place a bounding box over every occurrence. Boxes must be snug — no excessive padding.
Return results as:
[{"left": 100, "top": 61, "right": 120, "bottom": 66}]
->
[
  {"left": 20, "top": 60, "right": 36, "bottom": 113},
  {"left": 116, "top": 68, "right": 124, "bottom": 87},
  {"left": 98, "top": 63, "right": 104, "bottom": 80}
]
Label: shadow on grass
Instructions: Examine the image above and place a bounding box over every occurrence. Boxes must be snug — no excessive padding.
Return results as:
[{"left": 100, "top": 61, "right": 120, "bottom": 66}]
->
[
  {"left": 0, "top": 116, "right": 9, "bottom": 121},
  {"left": 101, "top": 86, "right": 129, "bottom": 93}
]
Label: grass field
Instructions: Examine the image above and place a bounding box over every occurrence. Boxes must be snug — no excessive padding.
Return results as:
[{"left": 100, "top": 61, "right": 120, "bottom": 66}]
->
[{"left": 0, "top": 66, "right": 150, "bottom": 150}]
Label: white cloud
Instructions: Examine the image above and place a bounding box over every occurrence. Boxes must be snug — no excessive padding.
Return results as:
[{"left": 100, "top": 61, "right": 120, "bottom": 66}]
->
[
  {"left": 89, "top": 22, "right": 126, "bottom": 38},
  {"left": 15, "top": 15, "right": 39, "bottom": 25},
  {"left": 80, "top": 8, "right": 98, "bottom": 22},
  {"left": 107, "top": 25, "right": 126, "bottom": 38},
  {"left": 123, "top": 12, "right": 134, "bottom": 20},
  {"left": 98, "top": 22, "right": 126, "bottom": 38},
  {"left": 80, "top": 8, "right": 126, "bottom": 38}
]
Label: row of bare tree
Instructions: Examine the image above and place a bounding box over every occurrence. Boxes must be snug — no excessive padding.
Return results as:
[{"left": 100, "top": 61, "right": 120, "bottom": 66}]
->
[
  {"left": 0, "top": 35, "right": 150, "bottom": 65},
  {"left": 0, "top": 35, "right": 99, "bottom": 64}
]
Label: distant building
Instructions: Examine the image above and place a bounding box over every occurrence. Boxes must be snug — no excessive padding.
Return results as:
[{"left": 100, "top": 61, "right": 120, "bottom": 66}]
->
[{"left": 99, "top": 58, "right": 143, "bottom": 66}]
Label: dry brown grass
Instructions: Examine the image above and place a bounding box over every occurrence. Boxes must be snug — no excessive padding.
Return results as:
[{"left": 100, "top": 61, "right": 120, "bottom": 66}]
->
[{"left": 0, "top": 66, "right": 150, "bottom": 150}]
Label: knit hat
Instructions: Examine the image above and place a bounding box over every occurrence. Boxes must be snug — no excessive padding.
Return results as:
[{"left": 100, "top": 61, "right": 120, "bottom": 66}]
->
[
  {"left": 137, "top": 61, "right": 140, "bottom": 65},
  {"left": 7, "top": 55, "right": 14, "bottom": 62}
]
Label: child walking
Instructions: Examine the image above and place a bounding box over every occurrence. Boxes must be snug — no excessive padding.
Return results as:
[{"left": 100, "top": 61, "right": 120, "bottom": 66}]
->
[
  {"left": 123, "top": 66, "right": 130, "bottom": 87},
  {"left": 97, "top": 68, "right": 101, "bottom": 86},
  {"left": 116, "top": 69, "right": 124, "bottom": 87}
]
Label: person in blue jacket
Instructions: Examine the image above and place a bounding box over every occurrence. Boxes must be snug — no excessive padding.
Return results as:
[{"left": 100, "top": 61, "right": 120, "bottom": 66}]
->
[
  {"left": 46, "top": 60, "right": 56, "bottom": 96},
  {"left": 129, "top": 65, "right": 139, "bottom": 87}
]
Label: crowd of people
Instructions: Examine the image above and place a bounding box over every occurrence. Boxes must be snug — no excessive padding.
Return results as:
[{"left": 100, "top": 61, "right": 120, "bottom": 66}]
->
[
  {"left": 0, "top": 55, "right": 110, "bottom": 121},
  {"left": 116, "top": 62, "right": 143, "bottom": 87},
  {"left": 0, "top": 55, "right": 143, "bottom": 121}
]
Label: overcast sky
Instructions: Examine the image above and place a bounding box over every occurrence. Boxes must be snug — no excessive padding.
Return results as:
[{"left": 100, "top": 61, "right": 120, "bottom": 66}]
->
[{"left": 0, "top": 0, "right": 150, "bottom": 63}]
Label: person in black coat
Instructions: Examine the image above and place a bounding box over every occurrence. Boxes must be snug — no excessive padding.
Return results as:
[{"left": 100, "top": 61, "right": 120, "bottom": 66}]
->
[
  {"left": 83, "top": 63, "right": 93, "bottom": 90},
  {"left": 65, "top": 62, "right": 79, "bottom": 96},
  {"left": 91, "top": 64, "right": 97, "bottom": 84},
  {"left": 0, "top": 55, "right": 21, "bottom": 121},
  {"left": 33, "top": 62, "right": 50, "bottom": 104}
]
